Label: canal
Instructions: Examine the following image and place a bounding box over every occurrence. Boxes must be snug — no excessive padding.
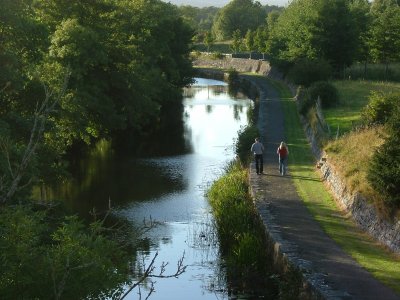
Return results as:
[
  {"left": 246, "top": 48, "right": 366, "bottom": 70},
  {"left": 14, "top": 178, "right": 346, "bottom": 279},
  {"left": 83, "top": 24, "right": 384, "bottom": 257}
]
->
[{"left": 41, "top": 78, "right": 254, "bottom": 299}]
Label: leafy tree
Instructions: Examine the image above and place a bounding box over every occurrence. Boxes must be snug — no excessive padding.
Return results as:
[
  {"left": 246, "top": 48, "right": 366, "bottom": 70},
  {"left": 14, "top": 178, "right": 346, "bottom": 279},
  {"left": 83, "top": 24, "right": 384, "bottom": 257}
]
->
[
  {"left": 178, "top": 5, "right": 219, "bottom": 33},
  {"left": 314, "top": 0, "right": 359, "bottom": 75},
  {"left": 266, "top": 0, "right": 360, "bottom": 74},
  {"left": 204, "top": 31, "right": 215, "bottom": 52},
  {"left": 212, "top": 0, "right": 266, "bottom": 40},
  {"left": 1, "top": 0, "right": 194, "bottom": 199},
  {"left": 287, "top": 58, "right": 332, "bottom": 87},
  {"left": 349, "top": 0, "right": 372, "bottom": 76},
  {"left": 230, "top": 29, "right": 243, "bottom": 53},
  {"left": 244, "top": 29, "right": 255, "bottom": 58},
  {"left": 0, "top": 205, "right": 130, "bottom": 299},
  {"left": 369, "top": 0, "right": 400, "bottom": 79},
  {"left": 368, "top": 103, "right": 400, "bottom": 207},
  {"left": 253, "top": 26, "right": 268, "bottom": 56}
]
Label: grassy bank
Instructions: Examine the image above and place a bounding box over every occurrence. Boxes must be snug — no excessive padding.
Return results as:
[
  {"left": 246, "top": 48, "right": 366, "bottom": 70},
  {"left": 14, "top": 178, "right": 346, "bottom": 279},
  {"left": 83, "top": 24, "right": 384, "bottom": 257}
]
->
[
  {"left": 265, "top": 77, "right": 400, "bottom": 294},
  {"left": 323, "top": 80, "right": 400, "bottom": 212},
  {"left": 207, "top": 161, "right": 281, "bottom": 298}
]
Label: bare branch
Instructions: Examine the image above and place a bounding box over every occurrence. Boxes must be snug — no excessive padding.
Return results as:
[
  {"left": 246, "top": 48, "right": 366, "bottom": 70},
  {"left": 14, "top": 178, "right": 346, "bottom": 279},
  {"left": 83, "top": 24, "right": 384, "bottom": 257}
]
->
[
  {"left": 119, "top": 251, "right": 187, "bottom": 300},
  {"left": 0, "top": 70, "right": 70, "bottom": 204}
]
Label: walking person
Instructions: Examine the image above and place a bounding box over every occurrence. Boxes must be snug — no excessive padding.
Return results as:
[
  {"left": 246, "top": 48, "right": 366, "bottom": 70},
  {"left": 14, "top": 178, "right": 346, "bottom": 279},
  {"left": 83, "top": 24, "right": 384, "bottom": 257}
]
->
[
  {"left": 277, "top": 141, "right": 289, "bottom": 176},
  {"left": 251, "top": 137, "right": 264, "bottom": 175}
]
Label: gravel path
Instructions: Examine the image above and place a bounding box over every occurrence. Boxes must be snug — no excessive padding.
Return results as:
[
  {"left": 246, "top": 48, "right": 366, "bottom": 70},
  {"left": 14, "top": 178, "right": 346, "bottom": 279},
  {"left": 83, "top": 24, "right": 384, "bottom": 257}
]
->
[{"left": 244, "top": 75, "right": 399, "bottom": 300}]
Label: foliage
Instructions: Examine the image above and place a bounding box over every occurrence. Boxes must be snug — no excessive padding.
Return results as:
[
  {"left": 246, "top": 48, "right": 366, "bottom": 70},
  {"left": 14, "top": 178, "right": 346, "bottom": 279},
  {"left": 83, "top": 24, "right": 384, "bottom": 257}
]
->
[
  {"left": 203, "top": 31, "right": 215, "bottom": 52},
  {"left": 230, "top": 29, "right": 243, "bottom": 53},
  {"left": 0, "top": 205, "right": 129, "bottom": 299},
  {"left": 177, "top": 5, "right": 219, "bottom": 35},
  {"left": 362, "top": 92, "right": 400, "bottom": 125},
  {"left": 369, "top": 0, "right": 400, "bottom": 77},
  {"left": 266, "top": 0, "right": 363, "bottom": 74},
  {"left": 287, "top": 58, "right": 332, "bottom": 87},
  {"left": 308, "top": 81, "right": 339, "bottom": 108},
  {"left": 367, "top": 104, "right": 400, "bottom": 207},
  {"left": 207, "top": 161, "right": 277, "bottom": 295},
  {"left": 235, "top": 125, "right": 260, "bottom": 165},
  {"left": 0, "top": 0, "right": 194, "bottom": 201},
  {"left": 212, "top": 0, "right": 266, "bottom": 40}
]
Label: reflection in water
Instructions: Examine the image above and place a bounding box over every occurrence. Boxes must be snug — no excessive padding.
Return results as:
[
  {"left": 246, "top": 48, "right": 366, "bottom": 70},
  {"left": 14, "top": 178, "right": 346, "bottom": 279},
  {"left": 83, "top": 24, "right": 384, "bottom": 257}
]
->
[{"left": 37, "top": 78, "right": 254, "bottom": 299}]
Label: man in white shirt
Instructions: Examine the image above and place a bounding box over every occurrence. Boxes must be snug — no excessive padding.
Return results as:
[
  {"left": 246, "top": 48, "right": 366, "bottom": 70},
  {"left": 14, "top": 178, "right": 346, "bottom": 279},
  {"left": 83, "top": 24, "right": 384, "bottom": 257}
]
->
[{"left": 250, "top": 137, "right": 264, "bottom": 175}]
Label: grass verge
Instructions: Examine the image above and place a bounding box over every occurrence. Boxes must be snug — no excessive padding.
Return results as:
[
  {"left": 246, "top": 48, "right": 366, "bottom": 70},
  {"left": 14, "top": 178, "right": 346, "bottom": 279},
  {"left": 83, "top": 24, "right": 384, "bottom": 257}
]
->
[{"left": 265, "top": 77, "right": 400, "bottom": 294}]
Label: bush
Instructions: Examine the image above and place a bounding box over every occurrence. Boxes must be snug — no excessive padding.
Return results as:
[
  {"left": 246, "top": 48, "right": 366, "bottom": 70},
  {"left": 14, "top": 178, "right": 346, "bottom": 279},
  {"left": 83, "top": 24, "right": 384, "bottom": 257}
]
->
[
  {"left": 367, "top": 106, "right": 400, "bottom": 207},
  {"left": 210, "top": 51, "right": 224, "bottom": 60},
  {"left": 361, "top": 92, "right": 400, "bottom": 125},
  {"left": 287, "top": 58, "right": 332, "bottom": 87},
  {"left": 0, "top": 206, "right": 129, "bottom": 299},
  {"left": 235, "top": 125, "right": 260, "bottom": 165},
  {"left": 308, "top": 81, "right": 339, "bottom": 108}
]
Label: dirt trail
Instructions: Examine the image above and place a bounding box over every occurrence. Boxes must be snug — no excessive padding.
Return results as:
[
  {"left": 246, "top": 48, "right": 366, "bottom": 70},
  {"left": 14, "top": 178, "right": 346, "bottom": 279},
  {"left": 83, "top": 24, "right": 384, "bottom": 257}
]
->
[{"left": 245, "top": 75, "right": 399, "bottom": 300}]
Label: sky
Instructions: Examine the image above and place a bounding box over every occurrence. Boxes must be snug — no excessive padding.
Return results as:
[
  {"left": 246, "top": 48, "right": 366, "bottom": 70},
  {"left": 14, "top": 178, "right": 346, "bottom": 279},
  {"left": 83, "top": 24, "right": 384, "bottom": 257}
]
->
[{"left": 163, "top": 0, "right": 290, "bottom": 8}]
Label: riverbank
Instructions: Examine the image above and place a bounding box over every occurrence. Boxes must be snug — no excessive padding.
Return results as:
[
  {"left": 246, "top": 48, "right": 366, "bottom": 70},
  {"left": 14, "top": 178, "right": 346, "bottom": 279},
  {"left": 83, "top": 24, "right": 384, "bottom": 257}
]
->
[
  {"left": 194, "top": 60, "right": 400, "bottom": 299},
  {"left": 244, "top": 74, "right": 399, "bottom": 299}
]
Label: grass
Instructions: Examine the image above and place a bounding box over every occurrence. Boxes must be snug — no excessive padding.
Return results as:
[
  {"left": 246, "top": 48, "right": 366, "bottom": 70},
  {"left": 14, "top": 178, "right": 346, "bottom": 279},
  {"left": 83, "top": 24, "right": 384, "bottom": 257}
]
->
[
  {"left": 324, "top": 126, "right": 386, "bottom": 205},
  {"left": 207, "top": 161, "right": 282, "bottom": 297},
  {"left": 265, "top": 77, "right": 400, "bottom": 295},
  {"left": 324, "top": 80, "right": 400, "bottom": 134}
]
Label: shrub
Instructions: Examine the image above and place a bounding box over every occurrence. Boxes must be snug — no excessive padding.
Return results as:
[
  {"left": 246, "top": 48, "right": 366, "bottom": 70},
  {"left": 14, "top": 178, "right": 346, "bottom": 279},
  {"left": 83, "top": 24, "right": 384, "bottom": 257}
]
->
[
  {"left": 361, "top": 92, "right": 400, "bottom": 125},
  {"left": 235, "top": 125, "right": 260, "bottom": 165},
  {"left": 308, "top": 81, "right": 339, "bottom": 108},
  {"left": 367, "top": 106, "right": 400, "bottom": 207},
  {"left": 287, "top": 58, "right": 332, "bottom": 87},
  {"left": 298, "top": 88, "right": 315, "bottom": 115}
]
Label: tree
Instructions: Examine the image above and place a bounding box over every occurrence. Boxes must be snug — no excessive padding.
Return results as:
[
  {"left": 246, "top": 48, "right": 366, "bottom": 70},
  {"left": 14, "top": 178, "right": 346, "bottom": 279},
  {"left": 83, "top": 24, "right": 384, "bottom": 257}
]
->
[
  {"left": 368, "top": 103, "right": 400, "bottom": 207},
  {"left": 244, "top": 29, "right": 255, "bottom": 58},
  {"left": 212, "top": 0, "right": 266, "bottom": 40},
  {"left": 230, "top": 29, "right": 243, "bottom": 54},
  {"left": 265, "top": 0, "right": 360, "bottom": 74},
  {"left": 0, "top": 206, "right": 129, "bottom": 299},
  {"left": 204, "top": 31, "right": 215, "bottom": 52},
  {"left": 369, "top": 0, "right": 400, "bottom": 79},
  {"left": 253, "top": 26, "right": 268, "bottom": 57},
  {"left": 349, "top": 0, "right": 372, "bottom": 77}
]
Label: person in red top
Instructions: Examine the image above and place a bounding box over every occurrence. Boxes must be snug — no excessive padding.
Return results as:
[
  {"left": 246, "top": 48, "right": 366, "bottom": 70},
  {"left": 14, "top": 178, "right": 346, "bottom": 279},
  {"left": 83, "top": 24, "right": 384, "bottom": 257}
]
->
[{"left": 277, "top": 141, "right": 289, "bottom": 176}]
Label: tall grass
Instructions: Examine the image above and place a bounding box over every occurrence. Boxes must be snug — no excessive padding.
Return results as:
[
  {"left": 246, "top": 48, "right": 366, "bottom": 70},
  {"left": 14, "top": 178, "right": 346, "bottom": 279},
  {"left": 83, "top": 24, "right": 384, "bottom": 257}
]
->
[
  {"left": 207, "top": 161, "right": 282, "bottom": 297},
  {"left": 325, "top": 126, "right": 386, "bottom": 204},
  {"left": 345, "top": 63, "right": 400, "bottom": 82},
  {"left": 193, "top": 41, "right": 233, "bottom": 54},
  {"left": 207, "top": 161, "right": 265, "bottom": 263}
]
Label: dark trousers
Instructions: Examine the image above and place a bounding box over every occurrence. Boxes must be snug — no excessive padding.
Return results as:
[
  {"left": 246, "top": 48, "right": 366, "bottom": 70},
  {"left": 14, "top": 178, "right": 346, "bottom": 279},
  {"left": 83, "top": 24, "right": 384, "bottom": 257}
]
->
[{"left": 254, "top": 154, "right": 263, "bottom": 174}]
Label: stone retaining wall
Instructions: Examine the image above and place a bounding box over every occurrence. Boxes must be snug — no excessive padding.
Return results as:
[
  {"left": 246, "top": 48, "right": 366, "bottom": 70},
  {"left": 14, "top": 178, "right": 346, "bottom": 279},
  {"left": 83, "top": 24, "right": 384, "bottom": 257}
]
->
[{"left": 316, "top": 153, "right": 400, "bottom": 253}]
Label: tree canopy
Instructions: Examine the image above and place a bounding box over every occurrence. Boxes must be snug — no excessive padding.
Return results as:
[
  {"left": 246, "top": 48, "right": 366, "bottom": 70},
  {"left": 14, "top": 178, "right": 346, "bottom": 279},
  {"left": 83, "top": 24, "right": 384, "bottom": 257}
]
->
[{"left": 0, "top": 0, "right": 194, "bottom": 202}]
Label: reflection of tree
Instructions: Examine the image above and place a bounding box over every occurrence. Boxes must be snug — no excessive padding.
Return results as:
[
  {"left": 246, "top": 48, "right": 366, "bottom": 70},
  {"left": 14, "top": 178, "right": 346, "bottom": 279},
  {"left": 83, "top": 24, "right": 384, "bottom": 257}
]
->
[
  {"left": 233, "top": 104, "right": 243, "bottom": 121},
  {"left": 211, "top": 85, "right": 226, "bottom": 96}
]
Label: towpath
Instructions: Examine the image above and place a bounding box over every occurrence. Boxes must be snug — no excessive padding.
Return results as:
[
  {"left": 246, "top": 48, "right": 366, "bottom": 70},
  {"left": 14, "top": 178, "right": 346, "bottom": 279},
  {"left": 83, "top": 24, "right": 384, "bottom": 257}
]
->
[{"left": 244, "top": 75, "right": 399, "bottom": 300}]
